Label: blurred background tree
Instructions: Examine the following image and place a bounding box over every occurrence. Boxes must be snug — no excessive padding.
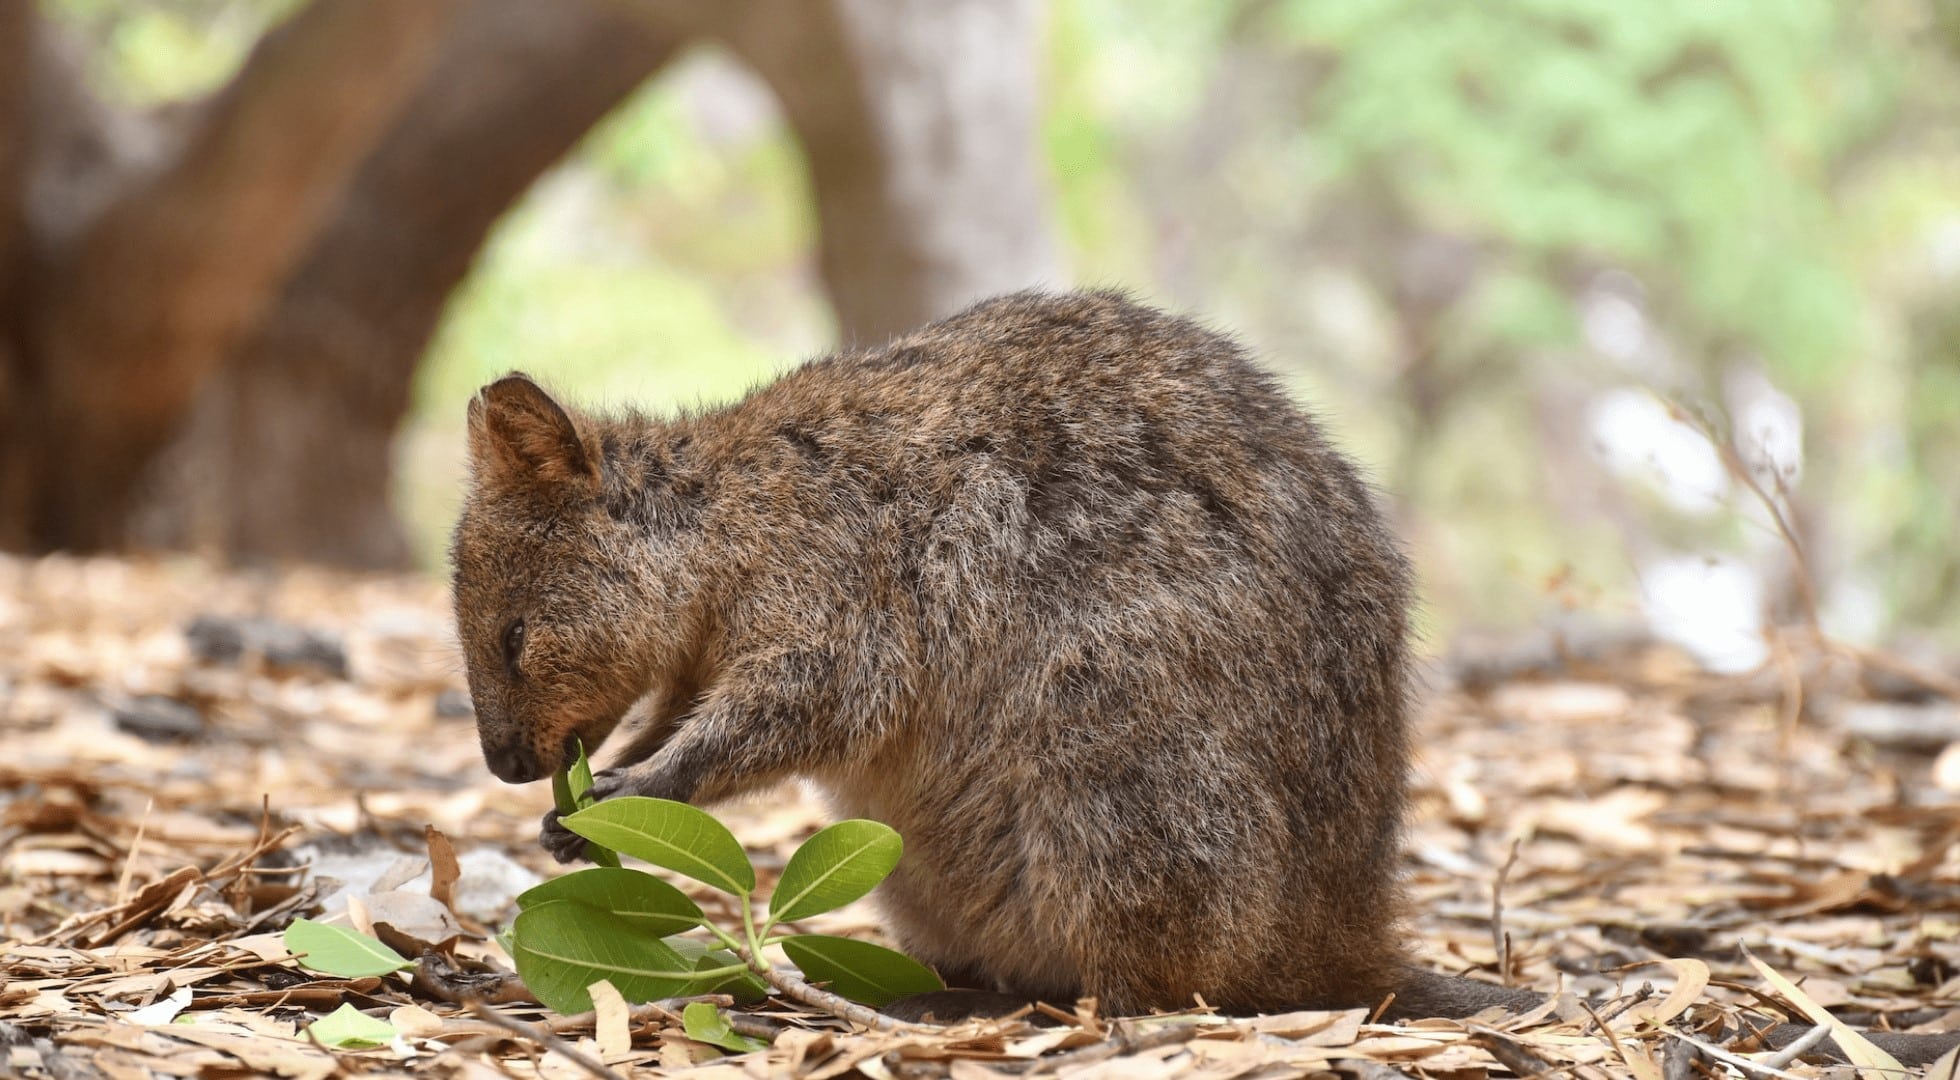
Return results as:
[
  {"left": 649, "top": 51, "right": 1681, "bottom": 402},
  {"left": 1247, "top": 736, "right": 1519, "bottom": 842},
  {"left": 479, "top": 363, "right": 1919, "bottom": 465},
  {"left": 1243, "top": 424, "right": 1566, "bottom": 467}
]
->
[{"left": 3, "top": 0, "right": 1956, "bottom": 654}]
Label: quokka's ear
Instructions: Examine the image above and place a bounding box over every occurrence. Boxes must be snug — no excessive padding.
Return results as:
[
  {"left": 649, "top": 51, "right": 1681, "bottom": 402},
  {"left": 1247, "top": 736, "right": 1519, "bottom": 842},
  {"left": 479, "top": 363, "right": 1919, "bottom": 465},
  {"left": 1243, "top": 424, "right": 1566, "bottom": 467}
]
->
[{"left": 467, "top": 374, "right": 600, "bottom": 492}]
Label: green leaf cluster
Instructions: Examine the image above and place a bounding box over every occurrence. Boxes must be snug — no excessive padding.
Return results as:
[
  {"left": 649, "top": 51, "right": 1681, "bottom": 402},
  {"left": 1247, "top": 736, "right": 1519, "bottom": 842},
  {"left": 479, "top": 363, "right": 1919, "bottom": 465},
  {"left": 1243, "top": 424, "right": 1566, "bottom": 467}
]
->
[
  {"left": 280, "top": 745, "right": 942, "bottom": 1048},
  {"left": 506, "top": 747, "right": 941, "bottom": 1028}
]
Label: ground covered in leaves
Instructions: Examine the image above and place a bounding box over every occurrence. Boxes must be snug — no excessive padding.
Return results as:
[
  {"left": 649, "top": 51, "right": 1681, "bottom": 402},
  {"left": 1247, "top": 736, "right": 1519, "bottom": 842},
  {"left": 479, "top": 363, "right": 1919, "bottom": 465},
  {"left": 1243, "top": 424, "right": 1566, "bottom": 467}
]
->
[{"left": 3, "top": 553, "right": 1959, "bottom": 1079}]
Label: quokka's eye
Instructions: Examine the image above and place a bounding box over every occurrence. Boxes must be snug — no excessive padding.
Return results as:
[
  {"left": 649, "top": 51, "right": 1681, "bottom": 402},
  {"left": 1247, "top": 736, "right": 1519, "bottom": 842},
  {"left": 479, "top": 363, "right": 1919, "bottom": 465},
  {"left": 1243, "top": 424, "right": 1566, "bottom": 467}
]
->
[{"left": 502, "top": 619, "right": 527, "bottom": 674}]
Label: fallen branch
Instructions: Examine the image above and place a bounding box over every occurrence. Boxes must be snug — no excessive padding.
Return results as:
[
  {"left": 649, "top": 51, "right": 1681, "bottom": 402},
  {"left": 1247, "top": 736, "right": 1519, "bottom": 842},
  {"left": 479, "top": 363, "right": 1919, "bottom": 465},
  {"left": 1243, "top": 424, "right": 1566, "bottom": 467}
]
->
[{"left": 736, "top": 947, "right": 932, "bottom": 1034}]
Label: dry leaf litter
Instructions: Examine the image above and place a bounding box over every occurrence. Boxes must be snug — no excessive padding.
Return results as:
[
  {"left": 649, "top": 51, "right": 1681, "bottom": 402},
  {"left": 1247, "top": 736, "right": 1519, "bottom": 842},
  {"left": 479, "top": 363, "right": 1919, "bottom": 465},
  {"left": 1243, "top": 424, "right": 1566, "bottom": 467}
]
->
[{"left": 3, "top": 553, "right": 1959, "bottom": 1079}]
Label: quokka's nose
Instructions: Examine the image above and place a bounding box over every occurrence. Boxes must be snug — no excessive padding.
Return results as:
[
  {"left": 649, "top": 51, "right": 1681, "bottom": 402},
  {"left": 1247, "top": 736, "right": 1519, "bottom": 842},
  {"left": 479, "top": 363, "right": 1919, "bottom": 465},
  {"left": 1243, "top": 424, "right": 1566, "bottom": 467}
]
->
[{"left": 485, "top": 742, "right": 544, "bottom": 784}]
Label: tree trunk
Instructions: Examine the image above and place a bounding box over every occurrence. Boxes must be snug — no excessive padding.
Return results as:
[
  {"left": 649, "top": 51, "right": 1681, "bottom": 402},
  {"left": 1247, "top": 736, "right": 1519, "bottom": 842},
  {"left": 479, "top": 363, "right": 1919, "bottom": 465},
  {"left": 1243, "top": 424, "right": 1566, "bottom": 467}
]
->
[
  {"left": 138, "top": 0, "right": 678, "bottom": 568},
  {"left": 3, "top": 0, "right": 459, "bottom": 551},
  {"left": 0, "top": 0, "right": 1058, "bottom": 566},
  {"left": 647, "top": 0, "right": 1061, "bottom": 345},
  {"left": 0, "top": 3, "right": 42, "bottom": 546}
]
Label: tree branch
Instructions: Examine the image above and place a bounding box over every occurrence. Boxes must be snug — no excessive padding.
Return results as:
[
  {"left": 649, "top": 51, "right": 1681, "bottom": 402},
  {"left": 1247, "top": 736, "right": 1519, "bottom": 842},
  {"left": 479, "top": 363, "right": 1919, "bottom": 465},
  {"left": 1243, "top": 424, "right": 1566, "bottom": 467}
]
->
[
  {"left": 141, "top": 0, "right": 677, "bottom": 566},
  {"left": 26, "top": 0, "right": 461, "bottom": 549}
]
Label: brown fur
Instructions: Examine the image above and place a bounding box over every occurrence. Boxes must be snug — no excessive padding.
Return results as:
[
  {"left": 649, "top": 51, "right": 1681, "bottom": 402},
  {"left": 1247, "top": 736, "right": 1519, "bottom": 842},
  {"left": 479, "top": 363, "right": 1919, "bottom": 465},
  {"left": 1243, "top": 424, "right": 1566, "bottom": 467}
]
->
[
  {"left": 451, "top": 291, "right": 1960, "bottom": 1063},
  {"left": 454, "top": 290, "right": 1411, "bottom": 1014}
]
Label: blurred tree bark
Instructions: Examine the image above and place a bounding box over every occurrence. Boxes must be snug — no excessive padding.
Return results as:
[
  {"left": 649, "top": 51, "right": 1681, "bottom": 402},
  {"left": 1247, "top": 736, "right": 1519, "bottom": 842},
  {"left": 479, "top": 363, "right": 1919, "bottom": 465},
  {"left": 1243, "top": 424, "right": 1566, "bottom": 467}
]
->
[
  {"left": 0, "top": 4, "right": 31, "bottom": 506},
  {"left": 0, "top": 0, "right": 1056, "bottom": 566},
  {"left": 0, "top": 0, "right": 460, "bottom": 552},
  {"left": 647, "top": 0, "right": 1058, "bottom": 344},
  {"left": 139, "top": 0, "right": 681, "bottom": 568}
]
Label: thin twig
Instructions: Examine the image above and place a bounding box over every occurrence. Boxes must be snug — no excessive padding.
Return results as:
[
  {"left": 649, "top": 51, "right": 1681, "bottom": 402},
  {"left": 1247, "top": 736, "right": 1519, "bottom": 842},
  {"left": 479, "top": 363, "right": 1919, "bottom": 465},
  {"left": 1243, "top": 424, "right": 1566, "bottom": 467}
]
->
[
  {"left": 544, "top": 994, "right": 733, "bottom": 1034},
  {"left": 725, "top": 1011, "right": 786, "bottom": 1041},
  {"left": 1367, "top": 992, "right": 1396, "bottom": 1025},
  {"left": 1688, "top": 405, "right": 1819, "bottom": 635},
  {"left": 1579, "top": 998, "right": 1646, "bottom": 1078},
  {"left": 1029, "top": 1020, "right": 1209, "bottom": 1073},
  {"left": 465, "top": 1000, "right": 628, "bottom": 1080},
  {"left": 435, "top": 996, "right": 735, "bottom": 1040},
  {"left": 1757, "top": 1022, "right": 1832, "bottom": 1070},
  {"left": 113, "top": 797, "right": 154, "bottom": 908},
  {"left": 1331, "top": 1059, "right": 1419, "bottom": 1080},
  {"left": 1493, "top": 838, "right": 1521, "bottom": 987},
  {"left": 1769, "top": 634, "right": 1804, "bottom": 762},
  {"left": 1471, "top": 1029, "right": 1560, "bottom": 1079},
  {"left": 1663, "top": 1030, "right": 1807, "bottom": 1080},
  {"left": 1586, "top": 984, "right": 1656, "bottom": 1029},
  {"left": 210, "top": 823, "right": 302, "bottom": 878},
  {"left": 298, "top": 1023, "right": 360, "bottom": 1080}
]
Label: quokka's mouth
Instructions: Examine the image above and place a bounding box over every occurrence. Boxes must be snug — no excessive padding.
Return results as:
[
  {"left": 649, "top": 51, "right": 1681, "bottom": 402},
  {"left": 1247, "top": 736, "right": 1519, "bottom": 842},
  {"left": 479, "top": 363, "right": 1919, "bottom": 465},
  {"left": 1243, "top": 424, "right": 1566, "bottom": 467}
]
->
[{"left": 485, "top": 741, "right": 549, "bottom": 784}]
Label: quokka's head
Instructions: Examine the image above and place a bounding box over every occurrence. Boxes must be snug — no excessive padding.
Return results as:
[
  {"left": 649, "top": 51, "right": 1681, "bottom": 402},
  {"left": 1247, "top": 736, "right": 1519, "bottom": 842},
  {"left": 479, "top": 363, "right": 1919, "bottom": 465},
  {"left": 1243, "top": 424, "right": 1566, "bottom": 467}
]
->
[{"left": 450, "top": 374, "right": 684, "bottom": 784}]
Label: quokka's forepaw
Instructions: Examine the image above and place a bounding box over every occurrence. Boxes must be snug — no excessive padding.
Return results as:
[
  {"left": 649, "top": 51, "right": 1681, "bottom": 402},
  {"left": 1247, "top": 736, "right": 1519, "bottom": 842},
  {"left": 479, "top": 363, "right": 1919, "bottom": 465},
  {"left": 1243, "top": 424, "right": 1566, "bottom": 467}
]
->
[
  {"left": 539, "top": 808, "right": 589, "bottom": 864},
  {"left": 587, "top": 762, "right": 688, "bottom": 803},
  {"left": 585, "top": 767, "right": 636, "bottom": 802}
]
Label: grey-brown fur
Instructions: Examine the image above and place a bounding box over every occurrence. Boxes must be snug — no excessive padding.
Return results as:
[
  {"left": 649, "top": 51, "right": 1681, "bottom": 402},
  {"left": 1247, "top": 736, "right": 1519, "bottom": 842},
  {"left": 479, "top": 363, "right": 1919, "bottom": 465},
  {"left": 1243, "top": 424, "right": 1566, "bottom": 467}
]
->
[
  {"left": 454, "top": 290, "right": 1412, "bottom": 1013},
  {"left": 450, "top": 291, "right": 1960, "bottom": 1063}
]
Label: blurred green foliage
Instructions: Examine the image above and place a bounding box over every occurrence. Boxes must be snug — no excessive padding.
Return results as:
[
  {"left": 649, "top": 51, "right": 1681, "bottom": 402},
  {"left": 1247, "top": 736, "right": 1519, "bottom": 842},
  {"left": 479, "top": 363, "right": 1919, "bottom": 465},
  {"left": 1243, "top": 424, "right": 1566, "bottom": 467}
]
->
[
  {"left": 47, "top": 0, "right": 1960, "bottom": 643},
  {"left": 1047, "top": 0, "right": 1960, "bottom": 640},
  {"left": 50, "top": 0, "right": 299, "bottom": 103}
]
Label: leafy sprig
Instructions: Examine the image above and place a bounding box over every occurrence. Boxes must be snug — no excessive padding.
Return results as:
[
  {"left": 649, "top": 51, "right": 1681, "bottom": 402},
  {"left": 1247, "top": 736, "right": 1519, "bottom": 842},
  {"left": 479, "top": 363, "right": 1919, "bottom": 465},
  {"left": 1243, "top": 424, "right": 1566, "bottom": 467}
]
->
[{"left": 285, "top": 741, "right": 942, "bottom": 1046}]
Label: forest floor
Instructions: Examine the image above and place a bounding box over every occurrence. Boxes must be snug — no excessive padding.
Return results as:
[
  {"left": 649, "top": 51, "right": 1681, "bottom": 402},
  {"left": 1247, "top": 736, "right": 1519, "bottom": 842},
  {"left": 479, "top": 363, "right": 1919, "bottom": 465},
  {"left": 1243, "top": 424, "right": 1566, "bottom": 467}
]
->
[{"left": 3, "top": 553, "right": 1959, "bottom": 1079}]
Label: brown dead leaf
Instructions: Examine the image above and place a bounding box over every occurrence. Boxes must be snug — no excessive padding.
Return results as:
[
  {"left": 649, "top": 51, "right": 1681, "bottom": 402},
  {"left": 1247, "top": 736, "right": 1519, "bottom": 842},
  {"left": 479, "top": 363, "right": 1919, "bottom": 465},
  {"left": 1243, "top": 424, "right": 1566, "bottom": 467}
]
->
[
  {"left": 425, "top": 824, "right": 460, "bottom": 911},
  {"left": 363, "top": 889, "right": 464, "bottom": 954},
  {"left": 587, "top": 978, "right": 632, "bottom": 1060},
  {"left": 1627, "top": 958, "right": 1709, "bottom": 1026}
]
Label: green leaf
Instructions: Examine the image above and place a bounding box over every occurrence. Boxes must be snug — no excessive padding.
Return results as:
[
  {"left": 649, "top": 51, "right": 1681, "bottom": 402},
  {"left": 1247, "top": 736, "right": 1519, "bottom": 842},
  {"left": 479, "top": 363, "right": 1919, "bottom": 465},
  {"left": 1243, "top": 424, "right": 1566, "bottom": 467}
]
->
[
  {"left": 768, "top": 820, "right": 902, "bottom": 927},
  {"left": 283, "top": 919, "right": 412, "bottom": 978},
  {"left": 569, "top": 741, "right": 598, "bottom": 803},
  {"left": 509, "top": 900, "right": 706, "bottom": 1014},
  {"left": 306, "top": 1003, "right": 398, "bottom": 1049},
  {"left": 779, "top": 934, "right": 943, "bottom": 1007},
  {"left": 561, "top": 798, "right": 755, "bottom": 895},
  {"left": 553, "top": 741, "right": 619, "bottom": 868},
  {"left": 681, "top": 1001, "right": 771, "bottom": 1054},
  {"left": 551, "top": 770, "right": 578, "bottom": 816},
  {"left": 517, "top": 867, "right": 703, "bottom": 935}
]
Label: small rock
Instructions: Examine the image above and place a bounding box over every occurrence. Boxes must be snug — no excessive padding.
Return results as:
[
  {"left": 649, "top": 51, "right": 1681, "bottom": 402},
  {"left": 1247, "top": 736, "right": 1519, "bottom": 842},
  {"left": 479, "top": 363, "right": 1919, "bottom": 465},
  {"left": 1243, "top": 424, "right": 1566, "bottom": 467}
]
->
[
  {"left": 184, "top": 615, "right": 349, "bottom": 680},
  {"left": 112, "top": 695, "right": 205, "bottom": 742},
  {"left": 184, "top": 616, "right": 246, "bottom": 663}
]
